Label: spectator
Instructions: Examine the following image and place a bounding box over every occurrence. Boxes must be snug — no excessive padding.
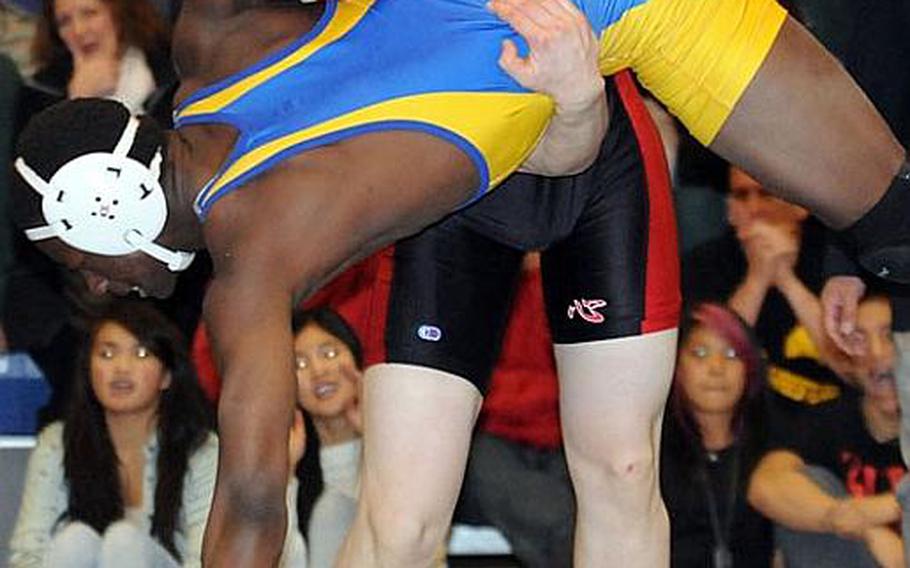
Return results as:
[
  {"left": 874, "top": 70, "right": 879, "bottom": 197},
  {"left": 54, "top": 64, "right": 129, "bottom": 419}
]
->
[
  {"left": 683, "top": 166, "right": 844, "bottom": 418},
  {"left": 291, "top": 307, "right": 364, "bottom": 568},
  {"left": 661, "top": 303, "right": 772, "bottom": 567},
  {"left": 0, "top": 1, "right": 38, "bottom": 76},
  {"left": 749, "top": 293, "right": 905, "bottom": 568},
  {"left": 7, "top": 299, "right": 217, "bottom": 567},
  {"left": 25, "top": 0, "right": 174, "bottom": 117},
  {"left": 461, "top": 253, "right": 574, "bottom": 568}
]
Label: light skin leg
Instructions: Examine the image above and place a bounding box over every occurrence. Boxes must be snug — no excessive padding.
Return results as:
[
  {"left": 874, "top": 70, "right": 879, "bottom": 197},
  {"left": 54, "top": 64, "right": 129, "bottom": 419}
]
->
[
  {"left": 555, "top": 329, "right": 677, "bottom": 567},
  {"left": 338, "top": 363, "right": 482, "bottom": 567}
]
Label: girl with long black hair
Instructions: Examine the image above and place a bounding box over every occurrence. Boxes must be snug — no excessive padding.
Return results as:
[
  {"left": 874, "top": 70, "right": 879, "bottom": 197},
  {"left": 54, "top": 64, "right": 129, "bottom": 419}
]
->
[{"left": 9, "top": 299, "right": 216, "bottom": 567}]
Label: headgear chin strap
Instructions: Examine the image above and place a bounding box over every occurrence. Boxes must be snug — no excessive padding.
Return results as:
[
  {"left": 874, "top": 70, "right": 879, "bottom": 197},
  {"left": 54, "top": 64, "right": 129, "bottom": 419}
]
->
[{"left": 15, "top": 115, "right": 195, "bottom": 272}]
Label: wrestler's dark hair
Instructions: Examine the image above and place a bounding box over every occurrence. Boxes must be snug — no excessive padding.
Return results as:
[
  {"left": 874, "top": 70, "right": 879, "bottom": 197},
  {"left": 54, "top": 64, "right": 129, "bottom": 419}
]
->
[
  {"left": 664, "top": 303, "right": 768, "bottom": 478},
  {"left": 290, "top": 305, "right": 364, "bottom": 530},
  {"left": 12, "top": 98, "right": 166, "bottom": 229},
  {"left": 61, "top": 299, "right": 213, "bottom": 561},
  {"left": 33, "top": 0, "right": 170, "bottom": 70}
]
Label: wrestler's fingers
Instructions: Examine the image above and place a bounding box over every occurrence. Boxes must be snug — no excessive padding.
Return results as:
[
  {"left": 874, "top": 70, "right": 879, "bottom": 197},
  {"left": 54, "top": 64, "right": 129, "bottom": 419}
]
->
[
  {"left": 489, "top": 0, "right": 548, "bottom": 44},
  {"left": 491, "top": 0, "right": 576, "bottom": 28},
  {"left": 497, "top": 39, "right": 532, "bottom": 84}
]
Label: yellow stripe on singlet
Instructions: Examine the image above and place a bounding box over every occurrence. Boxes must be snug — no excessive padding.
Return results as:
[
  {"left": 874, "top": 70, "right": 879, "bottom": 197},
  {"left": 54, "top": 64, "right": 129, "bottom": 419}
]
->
[
  {"left": 177, "top": 0, "right": 374, "bottom": 119},
  {"left": 598, "top": 0, "right": 787, "bottom": 145},
  {"left": 199, "top": 90, "right": 553, "bottom": 203}
]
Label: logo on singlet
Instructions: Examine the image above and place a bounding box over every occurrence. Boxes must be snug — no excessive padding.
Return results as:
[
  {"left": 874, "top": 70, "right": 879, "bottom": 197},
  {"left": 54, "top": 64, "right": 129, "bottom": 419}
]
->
[
  {"left": 567, "top": 299, "right": 608, "bottom": 324},
  {"left": 417, "top": 325, "right": 443, "bottom": 342}
]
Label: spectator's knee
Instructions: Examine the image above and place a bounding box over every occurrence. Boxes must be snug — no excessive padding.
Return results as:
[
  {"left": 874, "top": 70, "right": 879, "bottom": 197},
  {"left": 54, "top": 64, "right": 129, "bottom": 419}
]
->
[
  {"left": 101, "top": 520, "right": 143, "bottom": 552},
  {"left": 49, "top": 521, "right": 102, "bottom": 558}
]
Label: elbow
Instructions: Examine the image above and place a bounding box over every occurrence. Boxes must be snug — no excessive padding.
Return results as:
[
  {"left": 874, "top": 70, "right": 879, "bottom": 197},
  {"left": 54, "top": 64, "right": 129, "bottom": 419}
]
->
[{"left": 219, "top": 473, "right": 289, "bottom": 529}]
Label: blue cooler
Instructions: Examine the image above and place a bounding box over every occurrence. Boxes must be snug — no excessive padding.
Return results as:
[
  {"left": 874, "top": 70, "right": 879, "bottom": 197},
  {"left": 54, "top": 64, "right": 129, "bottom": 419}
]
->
[{"left": 0, "top": 353, "right": 50, "bottom": 435}]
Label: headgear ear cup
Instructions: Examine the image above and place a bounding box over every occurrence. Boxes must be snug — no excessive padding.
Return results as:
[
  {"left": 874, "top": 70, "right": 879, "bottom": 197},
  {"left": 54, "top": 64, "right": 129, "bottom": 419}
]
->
[{"left": 15, "top": 115, "right": 195, "bottom": 272}]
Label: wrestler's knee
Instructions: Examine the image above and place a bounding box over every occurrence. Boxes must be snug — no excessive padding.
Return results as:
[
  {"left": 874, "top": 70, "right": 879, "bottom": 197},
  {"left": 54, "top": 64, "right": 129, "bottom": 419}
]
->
[
  {"left": 567, "top": 437, "right": 659, "bottom": 499},
  {"left": 364, "top": 504, "right": 449, "bottom": 563}
]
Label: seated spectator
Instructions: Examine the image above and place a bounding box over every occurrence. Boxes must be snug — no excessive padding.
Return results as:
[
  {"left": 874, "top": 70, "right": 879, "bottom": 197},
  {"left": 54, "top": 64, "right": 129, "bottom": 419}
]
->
[
  {"left": 25, "top": 0, "right": 174, "bottom": 117},
  {"left": 7, "top": 300, "right": 218, "bottom": 567},
  {"left": 661, "top": 303, "right": 773, "bottom": 567},
  {"left": 461, "top": 253, "right": 574, "bottom": 568},
  {"left": 291, "top": 307, "right": 364, "bottom": 568},
  {"left": 748, "top": 293, "right": 906, "bottom": 568}
]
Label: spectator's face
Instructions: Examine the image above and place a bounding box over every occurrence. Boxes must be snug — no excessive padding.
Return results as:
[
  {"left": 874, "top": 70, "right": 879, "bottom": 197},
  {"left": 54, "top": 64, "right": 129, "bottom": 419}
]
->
[
  {"left": 90, "top": 321, "right": 171, "bottom": 416},
  {"left": 293, "top": 323, "right": 359, "bottom": 420},
  {"left": 726, "top": 168, "right": 807, "bottom": 230},
  {"left": 54, "top": 0, "right": 119, "bottom": 60},
  {"left": 853, "top": 297, "right": 899, "bottom": 416},
  {"left": 677, "top": 325, "right": 746, "bottom": 416}
]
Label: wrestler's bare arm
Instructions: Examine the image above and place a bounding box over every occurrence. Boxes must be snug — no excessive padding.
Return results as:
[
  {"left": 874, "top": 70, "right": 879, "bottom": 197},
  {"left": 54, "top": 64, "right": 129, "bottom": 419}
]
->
[
  {"left": 201, "top": 266, "right": 296, "bottom": 568},
  {"left": 199, "top": 132, "right": 475, "bottom": 566},
  {"left": 491, "top": 0, "right": 609, "bottom": 176},
  {"left": 710, "top": 16, "right": 905, "bottom": 229}
]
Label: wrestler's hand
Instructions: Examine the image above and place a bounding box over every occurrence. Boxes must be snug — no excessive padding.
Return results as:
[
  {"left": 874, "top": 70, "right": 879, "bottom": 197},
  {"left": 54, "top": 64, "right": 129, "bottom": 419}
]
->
[
  {"left": 821, "top": 275, "right": 867, "bottom": 356},
  {"left": 489, "top": 0, "right": 604, "bottom": 112},
  {"left": 489, "top": 0, "right": 609, "bottom": 175}
]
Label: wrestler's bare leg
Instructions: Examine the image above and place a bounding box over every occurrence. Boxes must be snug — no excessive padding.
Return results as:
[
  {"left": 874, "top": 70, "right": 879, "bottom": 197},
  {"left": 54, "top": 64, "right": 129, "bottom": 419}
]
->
[
  {"left": 338, "top": 364, "right": 482, "bottom": 567},
  {"left": 555, "top": 329, "right": 677, "bottom": 567},
  {"left": 710, "top": 16, "right": 904, "bottom": 229}
]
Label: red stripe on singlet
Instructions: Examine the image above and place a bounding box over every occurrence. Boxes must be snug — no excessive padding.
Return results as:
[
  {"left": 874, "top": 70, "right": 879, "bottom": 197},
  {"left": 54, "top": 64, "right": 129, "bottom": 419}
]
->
[
  {"left": 361, "top": 246, "right": 395, "bottom": 367},
  {"left": 614, "top": 70, "right": 681, "bottom": 333}
]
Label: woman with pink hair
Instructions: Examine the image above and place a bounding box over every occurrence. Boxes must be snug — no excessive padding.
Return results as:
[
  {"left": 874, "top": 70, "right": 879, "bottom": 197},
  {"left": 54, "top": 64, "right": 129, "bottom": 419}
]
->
[{"left": 661, "top": 303, "right": 772, "bottom": 567}]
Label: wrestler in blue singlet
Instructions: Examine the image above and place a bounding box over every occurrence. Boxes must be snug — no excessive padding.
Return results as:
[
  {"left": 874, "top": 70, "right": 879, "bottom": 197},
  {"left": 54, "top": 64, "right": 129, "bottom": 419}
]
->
[{"left": 175, "top": 0, "right": 785, "bottom": 218}]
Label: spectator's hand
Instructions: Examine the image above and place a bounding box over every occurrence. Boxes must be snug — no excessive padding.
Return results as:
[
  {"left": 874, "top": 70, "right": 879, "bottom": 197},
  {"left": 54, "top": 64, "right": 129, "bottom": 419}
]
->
[
  {"left": 864, "top": 526, "right": 905, "bottom": 568},
  {"left": 68, "top": 44, "right": 120, "bottom": 99},
  {"left": 288, "top": 408, "right": 306, "bottom": 473},
  {"left": 342, "top": 365, "right": 364, "bottom": 435},
  {"left": 821, "top": 275, "right": 867, "bottom": 356},
  {"left": 0, "top": 324, "right": 7, "bottom": 353},
  {"left": 488, "top": 0, "right": 604, "bottom": 112},
  {"left": 829, "top": 498, "right": 873, "bottom": 540},
  {"left": 737, "top": 220, "right": 799, "bottom": 283}
]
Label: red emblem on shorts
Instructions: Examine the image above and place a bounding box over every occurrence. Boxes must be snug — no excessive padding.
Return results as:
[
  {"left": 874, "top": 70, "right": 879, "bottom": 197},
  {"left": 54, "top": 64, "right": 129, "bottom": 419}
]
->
[{"left": 567, "top": 299, "right": 608, "bottom": 323}]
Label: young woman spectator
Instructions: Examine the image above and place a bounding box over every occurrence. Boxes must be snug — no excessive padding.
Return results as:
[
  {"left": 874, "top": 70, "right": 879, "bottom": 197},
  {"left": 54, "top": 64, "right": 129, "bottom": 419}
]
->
[
  {"left": 28, "top": 0, "right": 174, "bottom": 115},
  {"left": 661, "top": 303, "right": 773, "bottom": 567},
  {"left": 8, "top": 300, "right": 217, "bottom": 567},
  {"left": 291, "top": 307, "right": 364, "bottom": 568}
]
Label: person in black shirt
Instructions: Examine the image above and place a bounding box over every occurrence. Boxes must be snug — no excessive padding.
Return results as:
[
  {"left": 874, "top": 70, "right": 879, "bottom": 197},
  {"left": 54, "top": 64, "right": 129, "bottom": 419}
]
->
[
  {"left": 750, "top": 294, "right": 905, "bottom": 568},
  {"left": 662, "top": 303, "right": 772, "bottom": 567},
  {"left": 683, "top": 166, "right": 847, "bottom": 414}
]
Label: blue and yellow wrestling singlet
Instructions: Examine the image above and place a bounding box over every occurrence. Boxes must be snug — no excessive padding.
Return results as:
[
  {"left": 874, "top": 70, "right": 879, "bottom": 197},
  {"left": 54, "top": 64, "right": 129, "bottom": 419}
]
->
[{"left": 175, "top": 0, "right": 787, "bottom": 219}]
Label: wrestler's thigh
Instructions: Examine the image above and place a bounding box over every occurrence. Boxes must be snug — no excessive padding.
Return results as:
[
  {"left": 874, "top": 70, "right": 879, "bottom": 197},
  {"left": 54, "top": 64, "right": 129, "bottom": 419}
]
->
[
  {"left": 357, "top": 219, "right": 523, "bottom": 515},
  {"left": 359, "top": 363, "right": 482, "bottom": 522},
  {"left": 380, "top": 216, "right": 525, "bottom": 392},
  {"left": 554, "top": 330, "right": 677, "bottom": 459}
]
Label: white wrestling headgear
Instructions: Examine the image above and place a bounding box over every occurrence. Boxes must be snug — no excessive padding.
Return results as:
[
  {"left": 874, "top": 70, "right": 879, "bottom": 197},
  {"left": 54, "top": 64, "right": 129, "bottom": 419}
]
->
[{"left": 14, "top": 115, "right": 195, "bottom": 272}]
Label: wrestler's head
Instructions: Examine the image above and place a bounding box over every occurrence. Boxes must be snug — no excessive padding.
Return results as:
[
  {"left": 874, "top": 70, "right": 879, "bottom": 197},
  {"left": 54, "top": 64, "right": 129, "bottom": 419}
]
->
[{"left": 12, "top": 98, "right": 194, "bottom": 299}]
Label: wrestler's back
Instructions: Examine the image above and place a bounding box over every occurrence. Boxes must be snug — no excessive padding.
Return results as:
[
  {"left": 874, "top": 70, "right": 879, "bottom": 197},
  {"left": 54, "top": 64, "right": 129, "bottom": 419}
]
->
[{"left": 172, "top": 2, "right": 324, "bottom": 111}]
